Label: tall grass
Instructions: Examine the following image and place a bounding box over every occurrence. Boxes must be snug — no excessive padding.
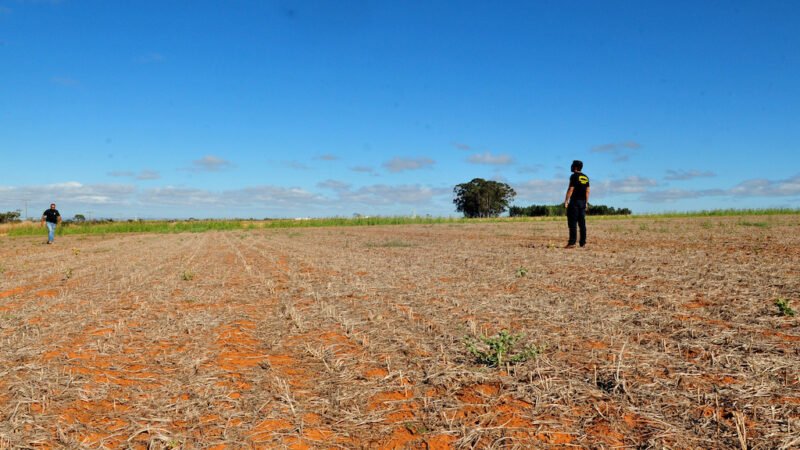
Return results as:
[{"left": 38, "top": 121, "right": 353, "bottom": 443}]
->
[
  {"left": 260, "top": 216, "right": 466, "bottom": 229},
  {"left": 5, "top": 208, "right": 797, "bottom": 236},
  {"left": 639, "top": 208, "right": 800, "bottom": 218},
  {"left": 7, "top": 220, "right": 244, "bottom": 236}
]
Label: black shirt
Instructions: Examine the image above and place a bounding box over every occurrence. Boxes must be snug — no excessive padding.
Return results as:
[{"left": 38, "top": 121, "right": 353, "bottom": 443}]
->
[
  {"left": 569, "top": 172, "right": 590, "bottom": 201},
  {"left": 43, "top": 209, "right": 60, "bottom": 224}
]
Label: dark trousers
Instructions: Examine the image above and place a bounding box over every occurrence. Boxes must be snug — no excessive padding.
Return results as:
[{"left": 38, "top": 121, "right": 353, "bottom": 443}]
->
[{"left": 567, "top": 200, "right": 587, "bottom": 246}]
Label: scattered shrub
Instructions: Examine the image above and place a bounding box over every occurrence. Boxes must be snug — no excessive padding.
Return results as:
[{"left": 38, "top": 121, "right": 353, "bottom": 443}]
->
[
  {"left": 775, "top": 298, "right": 795, "bottom": 317},
  {"left": 465, "top": 330, "right": 539, "bottom": 367}
]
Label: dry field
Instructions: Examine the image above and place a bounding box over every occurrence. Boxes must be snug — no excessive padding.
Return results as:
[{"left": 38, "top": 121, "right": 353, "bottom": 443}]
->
[{"left": 1, "top": 216, "right": 798, "bottom": 449}]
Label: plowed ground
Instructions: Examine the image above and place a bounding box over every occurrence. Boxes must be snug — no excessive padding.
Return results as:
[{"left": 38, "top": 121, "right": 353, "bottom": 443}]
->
[{"left": 1, "top": 216, "right": 798, "bottom": 449}]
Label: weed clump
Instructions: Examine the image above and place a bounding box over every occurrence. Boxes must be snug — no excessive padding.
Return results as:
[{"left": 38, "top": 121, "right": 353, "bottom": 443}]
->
[
  {"left": 775, "top": 298, "right": 795, "bottom": 317},
  {"left": 181, "top": 270, "right": 195, "bottom": 281},
  {"left": 465, "top": 330, "right": 539, "bottom": 367}
]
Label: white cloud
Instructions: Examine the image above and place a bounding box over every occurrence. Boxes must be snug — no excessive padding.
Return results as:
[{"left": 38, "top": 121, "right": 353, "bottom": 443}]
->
[
  {"left": 317, "top": 180, "right": 448, "bottom": 206},
  {"left": 317, "top": 180, "right": 350, "bottom": 191},
  {"left": 664, "top": 169, "right": 716, "bottom": 181},
  {"left": 315, "top": 154, "right": 339, "bottom": 161},
  {"left": 283, "top": 161, "right": 309, "bottom": 170},
  {"left": 191, "top": 155, "right": 233, "bottom": 172},
  {"left": 350, "top": 165, "right": 376, "bottom": 174},
  {"left": 140, "top": 185, "right": 323, "bottom": 208},
  {"left": 517, "top": 165, "right": 543, "bottom": 174},
  {"left": 136, "top": 170, "right": 160, "bottom": 180},
  {"left": 591, "top": 141, "right": 642, "bottom": 162},
  {"left": 640, "top": 188, "right": 725, "bottom": 202},
  {"left": 234, "top": 186, "right": 324, "bottom": 206},
  {"left": 729, "top": 174, "right": 800, "bottom": 197},
  {"left": 600, "top": 176, "right": 658, "bottom": 194},
  {"left": 341, "top": 184, "right": 446, "bottom": 205},
  {"left": 513, "top": 179, "right": 566, "bottom": 202},
  {"left": 0, "top": 182, "right": 136, "bottom": 208},
  {"left": 467, "top": 152, "right": 514, "bottom": 165},
  {"left": 639, "top": 174, "right": 800, "bottom": 202},
  {"left": 108, "top": 171, "right": 135, "bottom": 178},
  {"left": 139, "top": 187, "right": 218, "bottom": 205},
  {"left": 109, "top": 170, "right": 160, "bottom": 180},
  {"left": 382, "top": 157, "right": 435, "bottom": 173}
]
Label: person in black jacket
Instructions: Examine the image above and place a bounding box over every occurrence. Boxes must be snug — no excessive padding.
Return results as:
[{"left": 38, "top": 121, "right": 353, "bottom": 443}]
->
[
  {"left": 563, "top": 160, "right": 590, "bottom": 248},
  {"left": 41, "top": 203, "right": 61, "bottom": 244}
]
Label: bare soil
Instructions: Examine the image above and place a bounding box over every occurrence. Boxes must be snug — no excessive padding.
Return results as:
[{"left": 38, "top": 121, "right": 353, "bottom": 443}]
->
[{"left": 1, "top": 216, "right": 798, "bottom": 449}]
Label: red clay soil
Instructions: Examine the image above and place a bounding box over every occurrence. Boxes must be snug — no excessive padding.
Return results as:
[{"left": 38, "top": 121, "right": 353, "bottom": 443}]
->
[{"left": 1, "top": 216, "right": 799, "bottom": 448}]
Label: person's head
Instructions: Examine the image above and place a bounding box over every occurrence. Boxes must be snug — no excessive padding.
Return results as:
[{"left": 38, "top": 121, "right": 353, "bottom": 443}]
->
[
  {"left": 50, "top": 203, "right": 56, "bottom": 210},
  {"left": 570, "top": 160, "right": 583, "bottom": 172}
]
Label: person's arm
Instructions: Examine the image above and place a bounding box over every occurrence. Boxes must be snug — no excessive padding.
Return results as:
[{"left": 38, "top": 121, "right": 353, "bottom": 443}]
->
[
  {"left": 57, "top": 214, "right": 62, "bottom": 225},
  {"left": 585, "top": 187, "right": 590, "bottom": 215},
  {"left": 41, "top": 214, "right": 45, "bottom": 227},
  {"left": 564, "top": 187, "right": 574, "bottom": 208}
]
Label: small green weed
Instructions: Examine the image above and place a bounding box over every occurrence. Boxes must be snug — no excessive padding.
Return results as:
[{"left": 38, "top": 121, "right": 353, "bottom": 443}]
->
[
  {"left": 775, "top": 298, "right": 796, "bottom": 317},
  {"left": 181, "top": 270, "right": 195, "bottom": 281},
  {"left": 64, "top": 268, "right": 73, "bottom": 280},
  {"left": 515, "top": 267, "right": 528, "bottom": 277},
  {"left": 465, "top": 330, "right": 539, "bottom": 367},
  {"left": 738, "top": 221, "right": 768, "bottom": 228}
]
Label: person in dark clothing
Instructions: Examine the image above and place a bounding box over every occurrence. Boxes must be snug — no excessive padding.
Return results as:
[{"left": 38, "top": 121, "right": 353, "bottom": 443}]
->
[
  {"left": 41, "top": 203, "right": 61, "bottom": 244},
  {"left": 564, "top": 160, "right": 590, "bottom": 248}
]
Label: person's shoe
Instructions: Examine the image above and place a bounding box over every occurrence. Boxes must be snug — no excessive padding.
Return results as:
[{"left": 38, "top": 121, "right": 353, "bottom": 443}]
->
[
  {"left": 564, "top": 244, "right": 576, "bottom": 249},
  {"left": 46, "top": 241, "right": 52, "bottom": 244},
  {"left": 579, "top": 243, "right": 586, "bottom": 248}
]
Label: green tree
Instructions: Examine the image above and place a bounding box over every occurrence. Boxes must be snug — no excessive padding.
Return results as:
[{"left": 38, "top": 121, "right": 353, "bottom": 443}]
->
[
  {"left": 0, "top": 210, "right": 21, "bottom": 224},
  {"left": 453, "top": 178, "right": 516, "bottom": 218},
  {"left": 73, "top": 214, "right": 86, "bottom": 223}
]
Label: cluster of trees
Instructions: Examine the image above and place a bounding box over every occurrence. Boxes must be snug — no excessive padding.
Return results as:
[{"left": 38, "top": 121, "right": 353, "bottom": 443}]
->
[
  {"left": 0, "top": 210, "right": 21, "bottom": 224},
  {"left": 509, "top": 204, "right": 631, "bottom": 217},
  {"left": 451, "top": 179, "right": 631, "bottom": 218}
]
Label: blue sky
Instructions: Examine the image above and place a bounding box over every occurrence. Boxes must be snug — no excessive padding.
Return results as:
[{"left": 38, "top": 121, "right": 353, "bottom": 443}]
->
[{"left": 1, "top": 0, "right": 798, "bottom": 219}]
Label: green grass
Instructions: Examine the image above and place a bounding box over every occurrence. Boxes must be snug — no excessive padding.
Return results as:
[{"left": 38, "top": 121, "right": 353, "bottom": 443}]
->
[
  {"left": 5, "top": 209, "right": 798, "bottom": 237},
  {"left": 261, "top": 216, "right": 470, "bottom": 228},
  {"left": 737, "top": 220, "right": 769, "bottom": 228},
  {"left": 8, "top": 220, "right": 244, "bottom": 236},
  {"left": 639, "top": 208, "right": 800, "bottom": 218}
]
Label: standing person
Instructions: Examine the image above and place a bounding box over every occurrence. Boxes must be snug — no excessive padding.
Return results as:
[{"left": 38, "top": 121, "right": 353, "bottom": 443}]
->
[
  {"left": 564, "top": 160, "right": 590, "bottom": 248},
  {"left": 41, "top": 203, "right": 61, "bottom": 244}
]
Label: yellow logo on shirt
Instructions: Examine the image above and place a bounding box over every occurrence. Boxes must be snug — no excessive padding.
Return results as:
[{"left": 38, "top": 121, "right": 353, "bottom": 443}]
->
[{"left": 578, "top": 175, "right": 589, "bottom": 184}]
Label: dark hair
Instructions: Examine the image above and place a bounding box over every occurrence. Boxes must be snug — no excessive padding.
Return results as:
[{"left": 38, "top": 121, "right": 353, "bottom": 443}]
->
[{"left": 571, "top": 160, "right": 583, "bottom": 171}]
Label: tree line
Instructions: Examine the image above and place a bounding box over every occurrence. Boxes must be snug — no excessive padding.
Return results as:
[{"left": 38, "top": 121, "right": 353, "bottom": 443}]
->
[
  {"left": 0, "top": 210, "right": 21, "bottom": 224},
  {"left": 453, "top": 178, "right": 630, "bottom": 218},
  {"left": 509, "top": 204, "right": 631, "bottom": 217}
]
